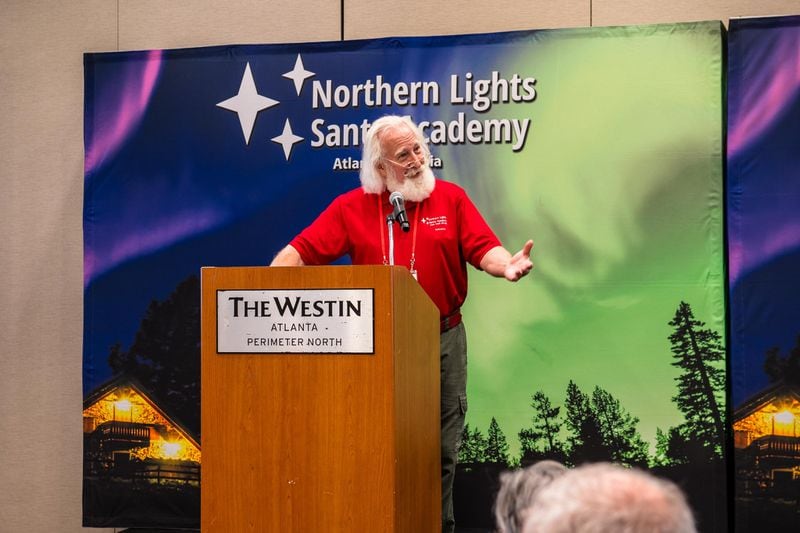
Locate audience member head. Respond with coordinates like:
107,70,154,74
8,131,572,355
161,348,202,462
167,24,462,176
522,462,696,533
494,460,568,533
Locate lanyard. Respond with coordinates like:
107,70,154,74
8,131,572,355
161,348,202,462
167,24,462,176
378,194,421,276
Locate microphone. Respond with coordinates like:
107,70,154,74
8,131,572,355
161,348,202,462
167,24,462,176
389,191,410,232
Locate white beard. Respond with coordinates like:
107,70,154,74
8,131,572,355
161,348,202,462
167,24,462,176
385,165,436,202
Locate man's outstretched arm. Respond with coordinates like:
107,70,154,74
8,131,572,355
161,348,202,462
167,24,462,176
270,245,305,266
480,240,534,282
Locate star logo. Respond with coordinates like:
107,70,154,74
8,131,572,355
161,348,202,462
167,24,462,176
282,54,315,96
271,119,304,161
217,62,279,145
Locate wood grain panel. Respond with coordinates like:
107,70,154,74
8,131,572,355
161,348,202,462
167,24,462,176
202,265,438,532
392,268,441,532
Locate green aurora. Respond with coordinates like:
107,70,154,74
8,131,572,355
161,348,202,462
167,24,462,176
441,22,725,457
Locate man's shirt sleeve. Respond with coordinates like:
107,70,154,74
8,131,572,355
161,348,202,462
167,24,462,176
290,195,350,265
456,189,502,269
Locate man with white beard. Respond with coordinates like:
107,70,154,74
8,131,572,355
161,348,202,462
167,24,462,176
271,114,533,533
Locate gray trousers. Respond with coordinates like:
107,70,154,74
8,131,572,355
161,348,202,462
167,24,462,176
440,322,467,533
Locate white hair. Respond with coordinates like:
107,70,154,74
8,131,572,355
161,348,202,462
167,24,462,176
494,460,568,533
359,115,431,194
523,463,696,533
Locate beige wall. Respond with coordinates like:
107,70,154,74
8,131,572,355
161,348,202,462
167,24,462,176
0,1,795,530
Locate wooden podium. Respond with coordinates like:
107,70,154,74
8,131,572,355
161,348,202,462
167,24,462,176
201,265,441,532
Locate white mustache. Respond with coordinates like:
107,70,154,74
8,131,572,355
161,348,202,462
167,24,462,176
403,164,425,178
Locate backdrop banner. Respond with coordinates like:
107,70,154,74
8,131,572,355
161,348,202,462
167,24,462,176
84,22,725,529
728,14,800,532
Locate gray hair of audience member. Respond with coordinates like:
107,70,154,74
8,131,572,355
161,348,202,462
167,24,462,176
494,460,568,533
522,462,697,533
359,115,431,194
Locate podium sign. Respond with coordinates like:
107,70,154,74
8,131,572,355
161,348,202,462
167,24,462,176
216,288,375,353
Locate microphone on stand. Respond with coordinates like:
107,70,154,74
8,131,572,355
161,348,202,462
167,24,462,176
389,191,410,232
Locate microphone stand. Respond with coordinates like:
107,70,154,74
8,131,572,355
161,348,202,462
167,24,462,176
386,215,395,265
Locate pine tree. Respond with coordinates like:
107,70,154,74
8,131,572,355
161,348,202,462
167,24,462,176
485,417,511,466
518,427,542,462
662,424,709,465
668,301,725,459
531,391,563,455
458,423,486,463
591,386,649,467
518,391,565,464
653,427,670,467
764,334,800,386
564,381,610,464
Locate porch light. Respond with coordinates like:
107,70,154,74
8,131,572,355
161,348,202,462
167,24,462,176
772,410,796,437
163,441,181,458
112,398,133,421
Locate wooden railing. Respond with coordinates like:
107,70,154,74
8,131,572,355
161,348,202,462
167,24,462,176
84,458,199,485
754,435,800,457
96,421,150,445
134,462,200,485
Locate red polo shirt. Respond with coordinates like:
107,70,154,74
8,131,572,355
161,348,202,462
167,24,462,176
290,179,501,318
